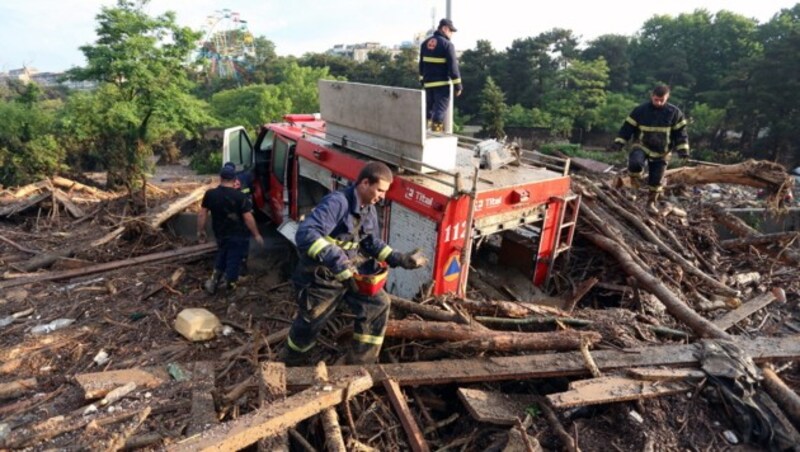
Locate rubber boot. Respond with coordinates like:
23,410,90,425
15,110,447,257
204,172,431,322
629,173,642,201
203,270,222,294
278,344,309,367
346,344,380,365
431,122,444,133
646,190,662,215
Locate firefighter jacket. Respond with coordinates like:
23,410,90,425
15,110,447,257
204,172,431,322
296,185,401,281
614,101,689,158
419,30,462,91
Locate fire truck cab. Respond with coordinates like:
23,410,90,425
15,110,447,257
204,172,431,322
222,81,579,299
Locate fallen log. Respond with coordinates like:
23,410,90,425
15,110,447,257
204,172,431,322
285,335,800,388
384,319,600,352
0,243,216,289
147,183,213,230
0,191,51,217
315,362,346,452
187,362,218,437
258,362,289,451
709,205,800,266
451,298,570,319
15,246,76,272
51,176,113,200
0,378,37,400
167,372,373,452
52,189,85,218
761,366,800,430
580,178,738,298
665,159,794,199
582,232,732,340
720,232,800,249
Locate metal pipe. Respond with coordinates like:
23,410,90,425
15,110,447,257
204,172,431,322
458,166,480,296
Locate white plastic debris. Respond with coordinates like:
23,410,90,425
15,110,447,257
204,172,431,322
723,430,739,444
93,350,110,366
221,325,234,336
83,404,98,416
30,318,75,335
629,410,644,424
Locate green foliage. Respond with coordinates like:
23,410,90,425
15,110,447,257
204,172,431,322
688,103,725,139
525,404,541,418
190,145,224,175
211,84,291,130
65,0,212,190
594,92,638,132
479,77,506,139
0,99,64,186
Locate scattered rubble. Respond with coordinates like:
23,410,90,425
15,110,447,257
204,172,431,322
0,162,798,451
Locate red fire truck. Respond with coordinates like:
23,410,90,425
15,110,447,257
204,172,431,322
222,81,579,299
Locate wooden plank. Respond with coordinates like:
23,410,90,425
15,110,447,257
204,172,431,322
456,388,537,426
285,335,800,388
383,378,429,452
546,376,693,408
258,362,289,452
627,368,706,381
75,367,170,399
187,362,218,437
0,243,216,289
713,289,781,331
0,378,37,400
168,372,374,452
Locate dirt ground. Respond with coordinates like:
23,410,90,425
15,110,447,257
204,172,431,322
1,162,798,451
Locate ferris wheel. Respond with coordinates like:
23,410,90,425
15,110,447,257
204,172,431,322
198,9,256,79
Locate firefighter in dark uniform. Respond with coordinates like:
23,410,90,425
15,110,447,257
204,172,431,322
282,162,428,365
419,18,462,133
610,85,690,213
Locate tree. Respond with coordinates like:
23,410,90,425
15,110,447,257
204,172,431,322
479,77,507,139
582,34,632,92
211,84,291,130
66,0,212,190
459,40,498,117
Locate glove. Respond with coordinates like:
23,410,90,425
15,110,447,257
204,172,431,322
676,148,689,159
397,249,429,270
606,142,624,153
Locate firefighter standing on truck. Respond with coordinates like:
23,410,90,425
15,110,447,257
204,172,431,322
419,18,462,133
609,85,690,214
282,162,428,366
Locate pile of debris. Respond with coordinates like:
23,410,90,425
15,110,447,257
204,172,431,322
0,162,798,451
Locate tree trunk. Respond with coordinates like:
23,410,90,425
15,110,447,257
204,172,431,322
385,319,600,352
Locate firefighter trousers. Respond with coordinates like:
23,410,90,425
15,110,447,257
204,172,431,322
214,236,250,283
287,265,390,364
628,147,667,191
426,85,451,125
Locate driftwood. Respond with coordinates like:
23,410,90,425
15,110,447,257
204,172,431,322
720,232,800,249
581,178,738,298
284,335,800,388
666,159,794,199
147,183,213,230
258,362,289,452
709,205,800,266
582,232,732,340
451,298,569,319
51,176,113,200
713,289,783,331
0,191,51,217
384,319,600,352
0,243,216,289
314,362,346,452
761,366,800,430
167,372,374,452
546,375,693,408
383,377,429,452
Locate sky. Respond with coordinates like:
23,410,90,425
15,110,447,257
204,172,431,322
0,0,797,73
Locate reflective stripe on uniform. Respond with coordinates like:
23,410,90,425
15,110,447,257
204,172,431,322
325,236,359,250
614,137,626,145
675,143,689,151
422,56,446,63
638,125,671,133
335,268,354,281
649,185,664,193
625,116,638,127
377,246,393,262
287,336,315,353
307,238,330,259
353,332,384,345
673,119,688,130
423,80,451,88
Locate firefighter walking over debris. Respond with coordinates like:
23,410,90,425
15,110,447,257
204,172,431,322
282,162,428,366
609,85,690,214
197,163,264,294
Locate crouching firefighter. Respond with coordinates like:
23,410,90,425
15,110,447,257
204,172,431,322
282,161,428,366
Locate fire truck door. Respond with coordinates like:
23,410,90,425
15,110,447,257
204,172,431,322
267,135,296,225
221,127,253,171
